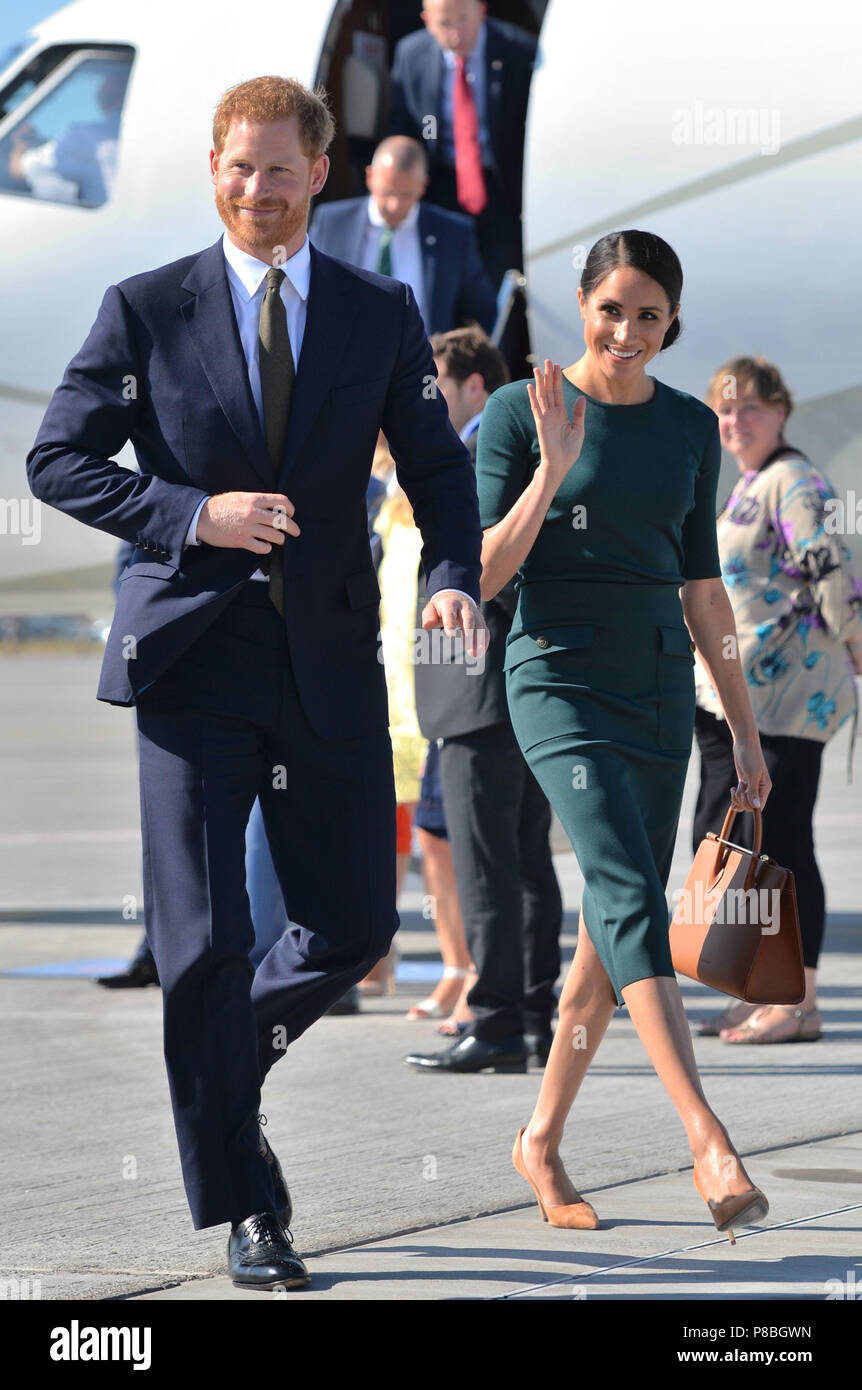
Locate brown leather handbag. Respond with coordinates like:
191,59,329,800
669,805,805,1003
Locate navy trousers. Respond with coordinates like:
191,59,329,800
135,582,398,1229
438,721,562,1041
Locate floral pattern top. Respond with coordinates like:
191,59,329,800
695,449,862,743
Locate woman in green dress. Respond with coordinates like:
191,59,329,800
477,229,773,1241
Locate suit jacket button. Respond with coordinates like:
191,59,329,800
536,636,549,648
689,640,696,652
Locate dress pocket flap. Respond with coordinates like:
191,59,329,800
659,624,696,657
504,624,595,671
345,570,381,609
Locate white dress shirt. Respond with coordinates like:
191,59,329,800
186,231,474,607
363,197,426,324
222,230,310,418
184,232,311,574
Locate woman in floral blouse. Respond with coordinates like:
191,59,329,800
693,356,862,1043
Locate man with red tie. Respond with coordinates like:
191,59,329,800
389,0,538,289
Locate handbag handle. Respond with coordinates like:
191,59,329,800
717,803,763,856
708,803,763,891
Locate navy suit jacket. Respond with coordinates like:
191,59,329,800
308,199,496,336
389,18,537,220
27,239,482,739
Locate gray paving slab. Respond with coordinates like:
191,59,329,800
127,1132,862,1300
1,650,860,1302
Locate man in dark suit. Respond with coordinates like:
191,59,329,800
404,328,562,1075
309,135,495,336
389,0,537,288
27,76,485,1291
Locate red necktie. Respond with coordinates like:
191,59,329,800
453,56,487,216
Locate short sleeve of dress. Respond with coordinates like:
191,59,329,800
680,411,722,581
476,386,536,528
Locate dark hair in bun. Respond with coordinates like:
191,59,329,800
580,230,683,351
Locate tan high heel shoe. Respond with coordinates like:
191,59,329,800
512,1129,600,1230
692,1162,769,1245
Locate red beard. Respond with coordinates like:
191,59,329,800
215,190,310,259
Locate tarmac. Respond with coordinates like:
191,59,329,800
1,649,861,1303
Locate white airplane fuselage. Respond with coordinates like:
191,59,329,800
1,0,860,585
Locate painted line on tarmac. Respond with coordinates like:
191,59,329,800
498,1201,862,1299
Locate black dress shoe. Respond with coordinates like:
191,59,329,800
403,1033,527,1074
258,1117,292,1230
525,1033,554,1068
96,956,159,988
228,1212,309,1290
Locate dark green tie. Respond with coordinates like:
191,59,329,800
376,226,393,277
258,266,294,616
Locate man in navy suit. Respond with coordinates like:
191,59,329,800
27,76,485,1291
309,135,495,337
389,0,537,288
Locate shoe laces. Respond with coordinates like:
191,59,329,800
257,1114,271,1159
242,1212,284,1249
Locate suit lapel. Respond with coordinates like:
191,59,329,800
277,246,357,488
428,39,445,155
484,21,506,154
180,241,272,488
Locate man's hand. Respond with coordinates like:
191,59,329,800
421,590,489,660
196,492,300,552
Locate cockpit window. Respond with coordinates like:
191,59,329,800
0,47,134,207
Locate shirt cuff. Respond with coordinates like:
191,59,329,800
427,587,477,604
184,497,209,547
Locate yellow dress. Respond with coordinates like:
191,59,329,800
375,492,427,805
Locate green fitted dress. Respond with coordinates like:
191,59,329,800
476,375,721,1005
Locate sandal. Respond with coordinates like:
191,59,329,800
697,1000,759,1037
435,967,477,1035
436,1018,470,1038
406,965,471,1021
721,1004,823,1044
